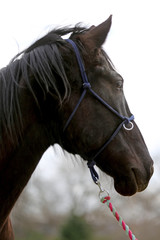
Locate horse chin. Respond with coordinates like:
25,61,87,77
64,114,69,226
114,178,138,196
113,169,149,196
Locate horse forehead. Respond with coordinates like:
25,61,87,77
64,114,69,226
98,56,121,79
95,52,114,73
94,60,117,79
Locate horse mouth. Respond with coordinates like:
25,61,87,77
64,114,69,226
114,168,150,196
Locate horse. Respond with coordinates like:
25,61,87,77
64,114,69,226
0,15,153,240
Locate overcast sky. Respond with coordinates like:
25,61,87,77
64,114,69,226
0,0,160,178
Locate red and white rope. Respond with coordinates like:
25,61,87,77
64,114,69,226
100,194,138,240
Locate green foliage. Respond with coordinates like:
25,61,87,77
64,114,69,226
16,231,45,240
60,214,92,240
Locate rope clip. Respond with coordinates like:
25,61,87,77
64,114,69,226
96,180,109,198
96,180,104,193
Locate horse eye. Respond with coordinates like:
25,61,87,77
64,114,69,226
116,81,123,89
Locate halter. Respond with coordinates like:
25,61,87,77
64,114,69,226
64,39,134,184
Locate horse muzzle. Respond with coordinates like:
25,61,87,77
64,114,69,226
114,162,154,196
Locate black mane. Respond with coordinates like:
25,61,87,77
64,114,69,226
0,25,87,142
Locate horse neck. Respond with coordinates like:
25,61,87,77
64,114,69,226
0,85,59,231
0,122,55,231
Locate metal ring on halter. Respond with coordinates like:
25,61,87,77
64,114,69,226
123,121,134,131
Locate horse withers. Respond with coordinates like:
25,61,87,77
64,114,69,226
0,16,153,239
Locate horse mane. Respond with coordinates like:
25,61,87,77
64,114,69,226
0,23,114,143
0,25,86,142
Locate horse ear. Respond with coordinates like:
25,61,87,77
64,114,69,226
79,15,112,50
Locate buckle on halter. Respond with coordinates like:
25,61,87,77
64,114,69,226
123,121,134,131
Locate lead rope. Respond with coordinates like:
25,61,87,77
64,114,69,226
96,181,138,240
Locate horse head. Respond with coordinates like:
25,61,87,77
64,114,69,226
60,16,153,196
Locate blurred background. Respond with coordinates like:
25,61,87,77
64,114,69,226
1,0,160,239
